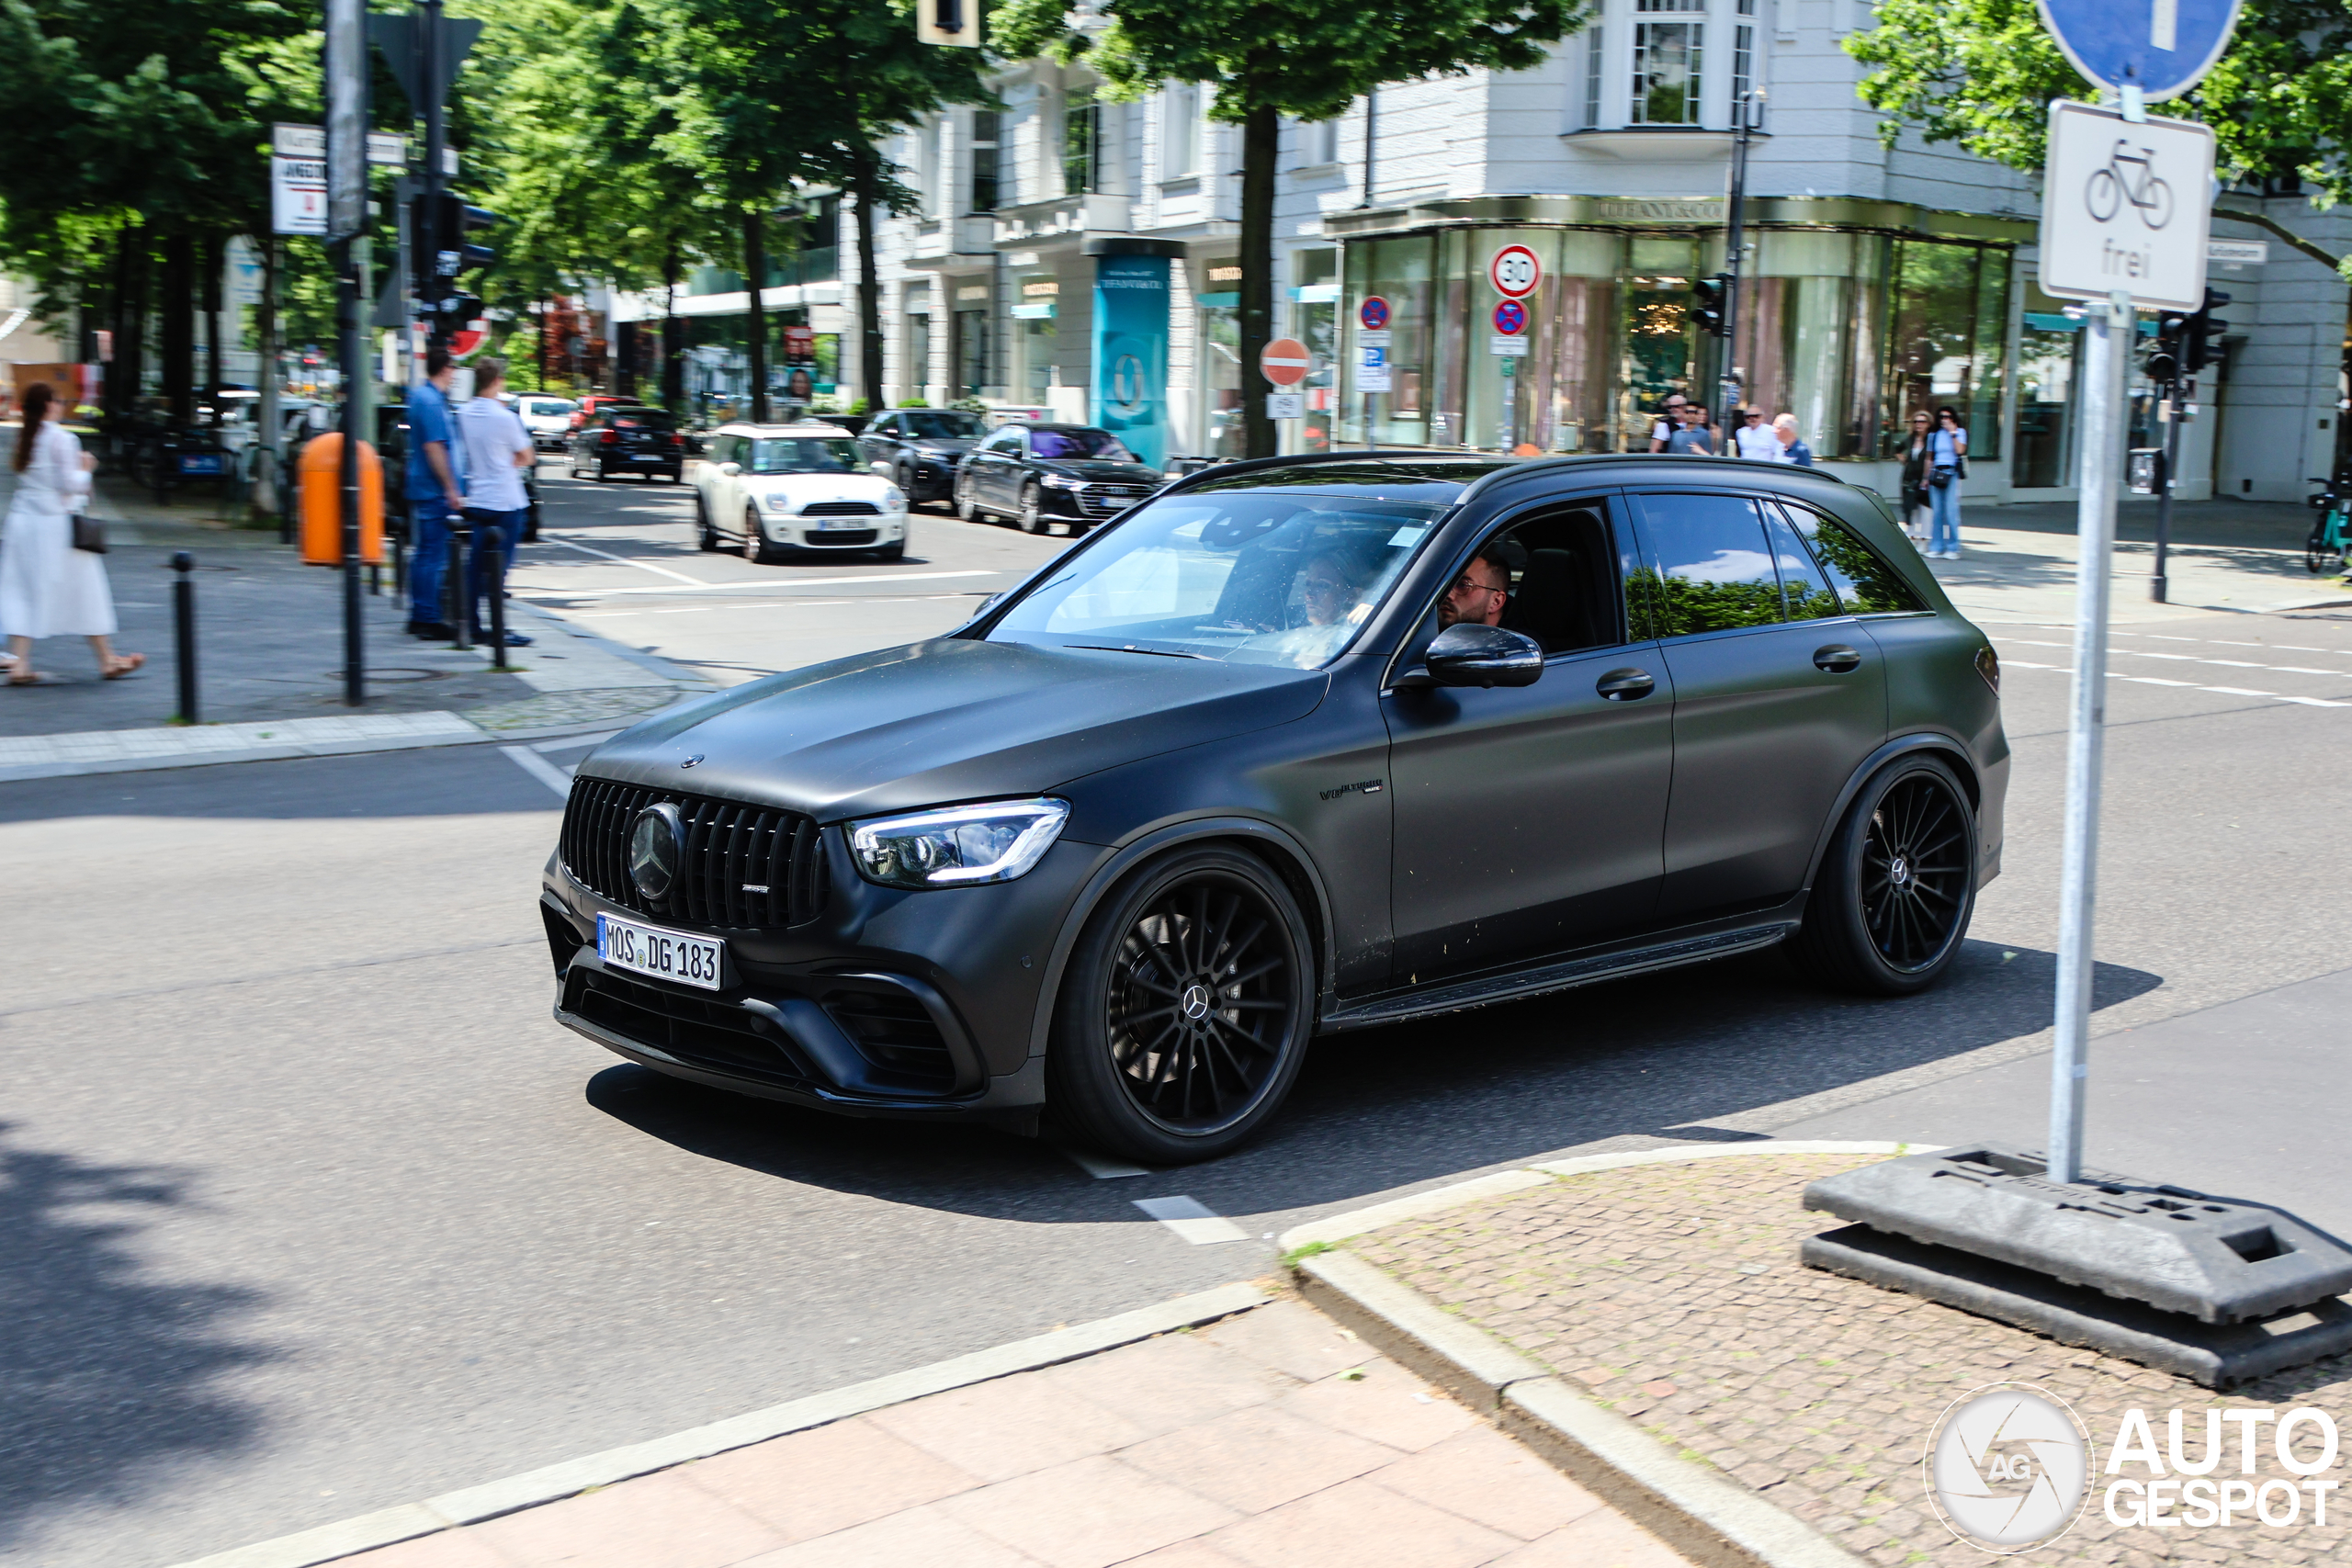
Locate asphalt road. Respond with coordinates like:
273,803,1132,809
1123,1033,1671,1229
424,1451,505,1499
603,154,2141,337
5,467,2349,1566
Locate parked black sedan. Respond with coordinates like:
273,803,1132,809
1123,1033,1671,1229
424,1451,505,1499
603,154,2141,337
858,407,986,503
568,404,684,482
541,452,2007,1164
954,422,1161,534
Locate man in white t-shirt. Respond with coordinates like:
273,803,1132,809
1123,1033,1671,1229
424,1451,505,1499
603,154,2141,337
1731,407,1783,462
454,356,537,646
1646,392,1688,451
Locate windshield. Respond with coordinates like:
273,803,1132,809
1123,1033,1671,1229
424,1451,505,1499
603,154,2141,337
611,410,676,431
526,399,576,417
899,411,982,440
1029,427,1134,462
988,468,1477,668
748,436,860,473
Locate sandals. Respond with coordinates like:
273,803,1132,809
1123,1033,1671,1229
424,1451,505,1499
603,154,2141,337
103,652,146,680
7,670,62,686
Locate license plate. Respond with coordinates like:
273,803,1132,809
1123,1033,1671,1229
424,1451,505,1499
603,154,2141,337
813,518,866,532
178,454,224,475
632,454,663,463
596,912,724,990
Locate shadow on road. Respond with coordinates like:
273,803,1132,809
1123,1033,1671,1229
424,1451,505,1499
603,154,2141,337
0,1126,275,1556
586,937,2164,1223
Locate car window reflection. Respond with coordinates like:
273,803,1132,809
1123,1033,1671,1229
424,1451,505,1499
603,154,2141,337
747,438,860,474
1634,495,1787,636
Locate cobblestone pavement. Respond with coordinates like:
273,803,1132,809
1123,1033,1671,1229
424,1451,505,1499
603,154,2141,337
1347,1152,2352,1567
332,1301,1693,1568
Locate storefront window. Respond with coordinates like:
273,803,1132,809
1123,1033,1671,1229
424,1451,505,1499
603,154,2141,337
1732,231,1887,461
2014,280,2082,488
1293,249,1340,455
1340,236,1435,446
1622,238,1701,447
1883,240,2006,459
1014,275,1058,402
954,308,989,398
906,313,932,402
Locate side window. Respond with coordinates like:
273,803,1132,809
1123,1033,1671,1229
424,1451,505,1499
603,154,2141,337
1779,503,1928,615
1763,509,1842,622
1491,502,1623,655
710,435,735,465
1629,493,1785,637
987,429,1022,454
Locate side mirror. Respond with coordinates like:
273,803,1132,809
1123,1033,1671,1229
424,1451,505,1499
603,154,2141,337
870,459,891,474
718,461,741,477
1417,624,1544,689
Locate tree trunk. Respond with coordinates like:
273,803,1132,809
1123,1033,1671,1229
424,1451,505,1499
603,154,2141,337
662,242,685,417
744,209,770,423
1238,99,1279,459
160,230,196,424
201,233,224,398
853,142,884,412
107,225,139,421
255,235,282,518
119,228,150,423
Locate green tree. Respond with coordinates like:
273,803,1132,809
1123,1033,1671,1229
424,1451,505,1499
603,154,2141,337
993,0,1592,457
1847,0,2352,271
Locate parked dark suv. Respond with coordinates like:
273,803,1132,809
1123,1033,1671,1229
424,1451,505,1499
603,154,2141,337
541,453,2007,1163
859,408,986,503
954,423,1161,535
569,405,684,482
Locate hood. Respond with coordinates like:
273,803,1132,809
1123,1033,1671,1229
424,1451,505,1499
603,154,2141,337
1034,459,1162,484
747,472,898,502
911,438,978,458
582,638,1328,824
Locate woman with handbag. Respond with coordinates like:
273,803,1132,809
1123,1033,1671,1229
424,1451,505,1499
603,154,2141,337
1925,405,1968,558
2,381,142,685
1897,411,1933,545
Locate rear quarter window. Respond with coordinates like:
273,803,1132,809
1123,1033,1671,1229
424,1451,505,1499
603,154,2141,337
1779,502,1928,615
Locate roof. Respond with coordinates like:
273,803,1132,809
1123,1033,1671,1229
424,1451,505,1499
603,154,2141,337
712,421,856,437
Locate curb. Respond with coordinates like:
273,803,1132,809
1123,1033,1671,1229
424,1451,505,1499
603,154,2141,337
166,1282,1267,1568
1283,1140,1932,1568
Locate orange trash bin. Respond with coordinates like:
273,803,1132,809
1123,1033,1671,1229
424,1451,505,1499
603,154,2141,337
299,433,386,565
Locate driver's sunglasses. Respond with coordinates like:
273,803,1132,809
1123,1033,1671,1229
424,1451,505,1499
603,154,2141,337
1450,575,1505,597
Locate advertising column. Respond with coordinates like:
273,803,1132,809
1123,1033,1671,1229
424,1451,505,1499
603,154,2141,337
1088,241,1175,469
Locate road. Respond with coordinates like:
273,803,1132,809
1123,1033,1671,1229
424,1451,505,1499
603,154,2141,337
4,463,2349,1566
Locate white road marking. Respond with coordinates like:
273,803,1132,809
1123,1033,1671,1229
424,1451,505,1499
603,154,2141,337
1996,661,2349,707
514,569,1002,600
2009,638,2352,679
566,600,857,618
500,745,575,799
1060,1146,1153,1179
538,536,717,588
1133,1195,1252,1244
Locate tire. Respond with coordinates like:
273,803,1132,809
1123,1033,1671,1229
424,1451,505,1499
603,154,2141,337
1018,479,1047,535
2086,166,2120,223
695,491,720,551
743,505,784,564
2309,530,2334,575
1789,754,1978,996
875,543,906,561
1046,845,1316,1165
956,473,984,522
2143,176,2174,231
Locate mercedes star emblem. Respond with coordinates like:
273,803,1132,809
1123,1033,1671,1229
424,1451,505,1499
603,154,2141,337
628,803,685,902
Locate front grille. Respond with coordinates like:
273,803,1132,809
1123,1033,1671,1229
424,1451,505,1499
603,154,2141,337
801,528,878,547
560,777,828,928
571,968,812,1088
1076,485,1142,518
799,501,881,516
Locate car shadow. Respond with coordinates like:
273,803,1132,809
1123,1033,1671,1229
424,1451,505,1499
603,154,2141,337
0,1124,275,1555
585,937,2164,1224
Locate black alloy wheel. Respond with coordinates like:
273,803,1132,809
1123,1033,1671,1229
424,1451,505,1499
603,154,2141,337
695,490,719,551
1049,846,1314,1163
1790,754,1977,995
1018,479,1046,535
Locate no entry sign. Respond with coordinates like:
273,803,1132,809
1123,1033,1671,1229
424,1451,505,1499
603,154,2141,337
1489,244,1542,299
1258,337,1311,386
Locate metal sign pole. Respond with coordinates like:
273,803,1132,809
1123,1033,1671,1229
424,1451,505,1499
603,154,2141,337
325,0,368,708
2048,287,2131,1185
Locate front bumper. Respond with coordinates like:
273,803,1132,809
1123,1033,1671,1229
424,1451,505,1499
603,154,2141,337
902,460,956,502
758,511,907,549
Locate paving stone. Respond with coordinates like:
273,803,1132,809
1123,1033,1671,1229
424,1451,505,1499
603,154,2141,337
465,1470,786,1568
1367,1424,1609,1541
1203,1475,1518,1568
1116,1404,1397,1514
937,1454,1238,1568
678,1415,984,1543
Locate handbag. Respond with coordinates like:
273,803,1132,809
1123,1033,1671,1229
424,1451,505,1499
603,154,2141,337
70,512,106,554
1930,467,1954,490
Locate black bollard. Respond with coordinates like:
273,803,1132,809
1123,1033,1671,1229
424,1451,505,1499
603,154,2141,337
447,526,471,650
486,523,509,671
170,550,199,724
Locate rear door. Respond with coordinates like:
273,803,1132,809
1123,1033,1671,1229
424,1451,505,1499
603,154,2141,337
1628,490,1890,924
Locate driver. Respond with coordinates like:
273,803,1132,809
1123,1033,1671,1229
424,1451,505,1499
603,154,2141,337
1437,544,1511,629
1296,545,1373,627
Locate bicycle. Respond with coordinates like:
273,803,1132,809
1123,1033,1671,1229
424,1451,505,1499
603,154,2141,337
2086,139,2175,230
2306,476,2352,576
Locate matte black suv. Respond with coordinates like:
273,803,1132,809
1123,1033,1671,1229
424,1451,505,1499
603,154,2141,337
542,453,2007,1163
859,408,986,503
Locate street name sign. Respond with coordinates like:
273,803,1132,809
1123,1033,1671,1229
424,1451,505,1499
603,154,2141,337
1266,392,1305,419
2037,0,2241,101
2039,99,2214,311
272,155,328,235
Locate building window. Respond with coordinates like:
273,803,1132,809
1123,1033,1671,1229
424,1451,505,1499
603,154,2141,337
1063,89,1101,197
920,119,943,220
1731,24,1756,122
969,111,1001,211
1632,13,1702,126
1296,116,1339,166
1584,27,1605,130
1163,84,1198,178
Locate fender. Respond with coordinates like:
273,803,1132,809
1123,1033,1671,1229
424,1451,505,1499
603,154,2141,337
1019,814,1340,1063
1800,728,1987,894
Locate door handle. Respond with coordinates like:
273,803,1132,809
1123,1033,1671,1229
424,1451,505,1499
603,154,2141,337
1814,645,1863,673
1595,667,1656,701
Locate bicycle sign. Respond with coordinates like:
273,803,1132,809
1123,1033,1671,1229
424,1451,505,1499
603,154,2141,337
2039,98,2213,311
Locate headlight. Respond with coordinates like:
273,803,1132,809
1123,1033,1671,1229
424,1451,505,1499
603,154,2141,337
1039,473,1082,490
883,485,906,509
763,491,795,511
848,797,1069,888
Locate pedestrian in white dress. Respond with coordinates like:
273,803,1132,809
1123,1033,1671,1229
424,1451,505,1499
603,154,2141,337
2,380,143,684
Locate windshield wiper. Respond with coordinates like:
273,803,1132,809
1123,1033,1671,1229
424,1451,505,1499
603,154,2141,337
1068,644,1208,660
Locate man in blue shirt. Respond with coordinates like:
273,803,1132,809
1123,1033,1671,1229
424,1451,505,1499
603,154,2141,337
405,347,467,636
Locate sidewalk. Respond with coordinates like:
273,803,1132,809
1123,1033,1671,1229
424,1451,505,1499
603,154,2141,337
0,476,708,778
236,1295,1692,1568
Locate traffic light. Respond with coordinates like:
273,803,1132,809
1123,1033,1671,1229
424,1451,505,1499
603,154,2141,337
2144,308,2188,385
410,192,497,343
1691,275,1730,338
2184,287,2230,374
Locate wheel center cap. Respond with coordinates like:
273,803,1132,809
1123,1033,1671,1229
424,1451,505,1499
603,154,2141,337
1890,856,1911,887
1180,984,1213,1021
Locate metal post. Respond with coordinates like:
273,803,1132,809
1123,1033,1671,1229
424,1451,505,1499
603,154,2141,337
420,0,447,349
171,551,199,724
2151,373,2187,603
2048,288,2132,1186
447,525,470,649
1719,91,1759,426
486,521,508,669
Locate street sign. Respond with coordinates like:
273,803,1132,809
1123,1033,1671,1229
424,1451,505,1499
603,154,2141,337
2039,99,2214,311
278,124,406,166
1259,336,1310,386
2036,0,2241,102
1357,344,1392,393
2207,238,2267,265
1488,335,1530,357
272,154,328,235
368,13,483,117
1358,297,1390,331
1488,243,1542,299
1266,392,1305,419
1491,299,1527,336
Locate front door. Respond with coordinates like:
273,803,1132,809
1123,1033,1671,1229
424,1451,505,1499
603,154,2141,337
1627,491,1890,923
1385,497,1675,983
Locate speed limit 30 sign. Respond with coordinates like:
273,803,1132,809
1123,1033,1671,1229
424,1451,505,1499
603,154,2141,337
1489,243,1542,299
